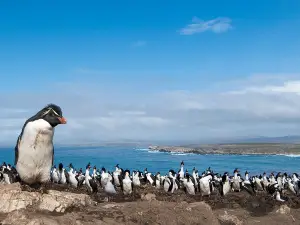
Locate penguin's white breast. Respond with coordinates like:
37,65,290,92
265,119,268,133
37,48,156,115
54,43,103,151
18,119,54,167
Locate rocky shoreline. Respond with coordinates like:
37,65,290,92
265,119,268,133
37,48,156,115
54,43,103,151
1,182,300,224
148,143,300,155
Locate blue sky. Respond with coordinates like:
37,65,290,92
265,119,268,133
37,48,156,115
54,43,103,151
1,0,300,145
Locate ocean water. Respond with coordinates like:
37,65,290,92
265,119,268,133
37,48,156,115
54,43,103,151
0,146,299,175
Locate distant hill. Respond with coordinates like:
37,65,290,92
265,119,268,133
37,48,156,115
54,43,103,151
232,135,300,144
33,135,300,148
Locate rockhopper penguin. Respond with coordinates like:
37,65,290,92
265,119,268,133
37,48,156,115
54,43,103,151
15,104,67,185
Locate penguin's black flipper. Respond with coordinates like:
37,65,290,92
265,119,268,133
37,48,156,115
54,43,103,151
168,179,174,192
209,181,213,193
120,178,124,193
14,136,21,165
219,182,224,196
14,113,36,166
175,179,180,188
89,179,98,193
150,174,155,186
64,170,70,184
77,177,85,187
261,180,265,191
190,176,196,186
52,146,54,166
242,183,255,195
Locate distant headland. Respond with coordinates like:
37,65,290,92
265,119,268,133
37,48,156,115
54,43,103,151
148,143,300,155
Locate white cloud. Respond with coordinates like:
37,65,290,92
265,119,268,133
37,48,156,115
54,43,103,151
229,80,300,95
131,40,147,47
179,17,232,35
2,74,300,145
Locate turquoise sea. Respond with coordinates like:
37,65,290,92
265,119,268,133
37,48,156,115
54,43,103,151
0,146,299,175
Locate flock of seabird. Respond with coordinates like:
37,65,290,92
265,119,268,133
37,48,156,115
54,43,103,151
0,103,298,203
1,160,300,203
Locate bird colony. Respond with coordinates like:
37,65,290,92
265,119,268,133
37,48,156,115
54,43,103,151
1,160,299,203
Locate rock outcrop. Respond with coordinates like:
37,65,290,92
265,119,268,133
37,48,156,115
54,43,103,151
1,183,300,225
149,144,300,155
0,183,95,214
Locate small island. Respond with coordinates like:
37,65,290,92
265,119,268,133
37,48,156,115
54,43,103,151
149,143,300,155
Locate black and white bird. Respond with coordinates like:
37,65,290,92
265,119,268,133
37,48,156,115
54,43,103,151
15,104,67,185
75,168,85,187
231,169,242,192
183,173,196,195
199,173,214,196
241,171,255,195
85,163,98,193
132,171,141,187
121,169,133,195
220,172,231,196
155,172,161,189
113,165,122,187
179,161,185,179
163,170,179,193
50,165,59,183
146,172,155,186
58,163,68,185
1,164,19,184
68,163,78,188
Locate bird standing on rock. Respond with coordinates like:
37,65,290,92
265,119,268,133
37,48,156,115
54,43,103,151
15,104,67,185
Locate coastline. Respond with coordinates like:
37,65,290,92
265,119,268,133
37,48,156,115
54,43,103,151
148,143,300,155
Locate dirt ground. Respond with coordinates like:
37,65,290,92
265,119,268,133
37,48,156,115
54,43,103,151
12,183,300,225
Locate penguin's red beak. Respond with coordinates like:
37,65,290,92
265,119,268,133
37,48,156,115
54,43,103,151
58,117,67,124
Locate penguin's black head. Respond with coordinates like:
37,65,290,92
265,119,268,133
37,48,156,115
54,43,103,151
37,104,67,127
58,163,63,170
101,167,106,172
245,171,249,175
93,166,96,169
180,161,184,166
234,168,239,173
276,172,281,178
69,163,73,168
169,169,176,176
116,164,119,168
222,174,227,182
